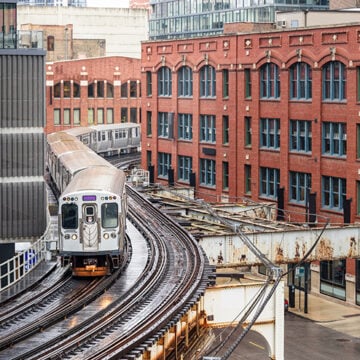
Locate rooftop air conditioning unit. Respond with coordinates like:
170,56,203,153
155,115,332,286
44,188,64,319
277,20,287,28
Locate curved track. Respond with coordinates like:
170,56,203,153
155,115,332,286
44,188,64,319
0,187,213,360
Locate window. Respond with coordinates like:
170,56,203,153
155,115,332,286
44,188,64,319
47,35,54,51
260,118,280,150
178,66,193,97
54,109,61,125
121,108,128,123
97,81,105,98
320,260,346,301
245,116,252,147
200,115,216,143
245,164,251,194
63,108,70,125
322,176,346,211
356,259,360,305
61,204,78,229
106,108,113,124
223,115,229,145
260,63,280,99
158,152,172,178
158,66,172,96
222,69,229,98
260,167,280,199
97,108,104,124
54,83,61,98
178,113,193,140
357,124,360,159
357,67,360,102
130,81,137,98
200,159,216,187
88,108,94,124
121,82,128,98
158,112,171,138
73,82,80,98
73,109,80,125
130,108,137,123
290,120,312,153
223,162,229,190
200,65,216,98
289,171,312,204
146,71,152,96
322,122,346,157
88,83,95,98
322,61,346,101
290,62,312,100
178,155,192,182
63,81,71,98
101,203,118,228
106,82,114,98
147,111,152,136
245,68,252,98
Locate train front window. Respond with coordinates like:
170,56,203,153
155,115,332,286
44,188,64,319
101,203,118,228
62,204,78,229
85,205,96,224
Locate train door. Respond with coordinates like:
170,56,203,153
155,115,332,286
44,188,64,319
82,204,99,250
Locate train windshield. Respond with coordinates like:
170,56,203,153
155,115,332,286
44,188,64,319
101,203,118,228
62,204,78,229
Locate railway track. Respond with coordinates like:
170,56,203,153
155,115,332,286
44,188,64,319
0,186,213,360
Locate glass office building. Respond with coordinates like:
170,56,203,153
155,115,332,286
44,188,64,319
149,0,329,39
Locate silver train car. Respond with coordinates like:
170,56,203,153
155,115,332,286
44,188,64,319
63,123,141,156
47,131,127,277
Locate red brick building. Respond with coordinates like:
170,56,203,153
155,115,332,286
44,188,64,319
141,23,360,225
46,56,141,134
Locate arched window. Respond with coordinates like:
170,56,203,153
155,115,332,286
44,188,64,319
260,63,280,99
47,36,54,51
178,66,193,97
322,61,346,101
73,82,80,98
290,62,312,100
106,82,114,98
54,83,61,98
158,66,172,96
200,65,216,98
88,83,95,98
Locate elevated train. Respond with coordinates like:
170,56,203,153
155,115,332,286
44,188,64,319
47,124,132,276
63,123,141,157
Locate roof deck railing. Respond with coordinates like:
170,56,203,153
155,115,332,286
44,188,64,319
0,29,43,50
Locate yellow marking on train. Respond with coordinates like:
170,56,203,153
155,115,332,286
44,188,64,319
249,341,265,350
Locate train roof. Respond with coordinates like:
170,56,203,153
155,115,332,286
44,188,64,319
61,166,126,197
59,151,112,176
62,127,96,137
47,131,92,156
90,123,140,132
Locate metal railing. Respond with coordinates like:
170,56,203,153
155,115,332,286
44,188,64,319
0,30,43,50
0,210,52,292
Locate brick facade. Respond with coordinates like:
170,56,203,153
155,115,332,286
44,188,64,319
46,56,141,134
141,24,360,224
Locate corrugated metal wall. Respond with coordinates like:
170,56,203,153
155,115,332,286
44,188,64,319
0,133,45,177
0,53,47,239
0,55,45,128
0,182,47,238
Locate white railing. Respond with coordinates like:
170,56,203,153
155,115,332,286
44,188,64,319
0,211,53,292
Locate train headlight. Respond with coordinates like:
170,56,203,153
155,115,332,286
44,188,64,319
71,234,78,240
111,232,116,238
103,233,109,239
65,234,70,240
